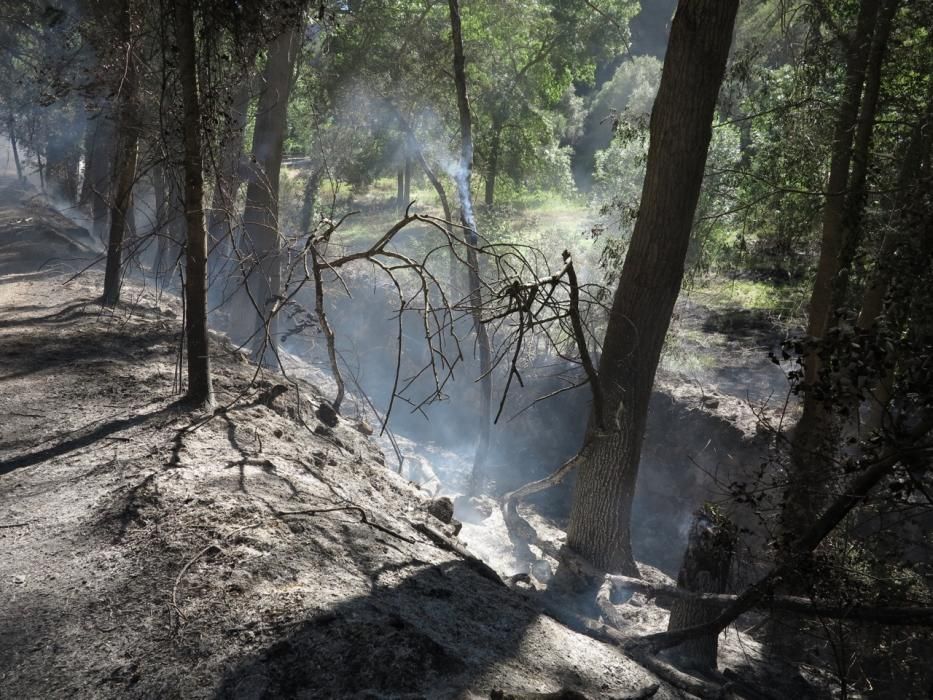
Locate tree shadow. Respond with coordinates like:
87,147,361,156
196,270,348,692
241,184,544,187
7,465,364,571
0,300,100,329
214,560,553,698
0,324,176,384
0,403,178,475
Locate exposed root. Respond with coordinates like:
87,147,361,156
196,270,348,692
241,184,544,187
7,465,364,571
275,504,415,544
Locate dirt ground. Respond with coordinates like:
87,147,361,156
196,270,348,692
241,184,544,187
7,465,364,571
0,182,837,700
0,270,688,699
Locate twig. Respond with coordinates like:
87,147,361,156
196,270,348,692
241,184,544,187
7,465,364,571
171,543,222,623
277,504,415,544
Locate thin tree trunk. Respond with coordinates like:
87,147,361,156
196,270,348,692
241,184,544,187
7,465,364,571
174,0,213,407
396,166,405,212
403,157,412,206
7,113,23,181
206,78,253,287
448,0,493,495
101,0,138,307
235,27,299,366
485,115,502,207
566,0,739,576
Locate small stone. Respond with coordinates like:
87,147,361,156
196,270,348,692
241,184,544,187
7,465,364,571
316,402,339,428
426,496,454,524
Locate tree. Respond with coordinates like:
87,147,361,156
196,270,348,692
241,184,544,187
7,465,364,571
565,0,740,575
173,0,214,407
447,0,493,494
232,26,300,366
100,0,140,307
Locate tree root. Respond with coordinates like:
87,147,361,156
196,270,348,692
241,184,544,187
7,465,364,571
276,504,415,544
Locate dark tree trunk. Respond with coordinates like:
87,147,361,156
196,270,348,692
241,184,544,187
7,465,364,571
174,0,213,407
566,0,739,575
101,0,138,307
448,0,493,495
667,506,737,670
784,0,888,537
234,27,298,365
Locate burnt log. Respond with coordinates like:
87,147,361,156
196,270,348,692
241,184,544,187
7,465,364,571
666,504,737,670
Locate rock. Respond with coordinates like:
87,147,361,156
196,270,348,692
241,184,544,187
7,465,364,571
353,420,374,436
702,396,719,409
315,402,339,428
426,496,454,524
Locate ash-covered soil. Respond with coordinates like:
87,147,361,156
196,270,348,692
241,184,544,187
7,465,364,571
0,272,685,699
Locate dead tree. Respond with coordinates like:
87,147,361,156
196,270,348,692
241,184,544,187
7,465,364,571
666,506,737,671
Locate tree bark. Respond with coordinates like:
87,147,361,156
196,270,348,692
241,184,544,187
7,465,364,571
784,0,887,537
101,0,138,307
447,0,493,495
666,506,737,670
566,0,739,576
174,0,214,407
234,27,299,366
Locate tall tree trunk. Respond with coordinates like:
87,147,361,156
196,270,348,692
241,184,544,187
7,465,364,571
565,0,739,576
83,110,115,244
206,78,253,289
174,0,213,407
448,0,493,495
784,0,888,535
856,82,933,434
234,27,299,366
101,0,138,308
484,115,502,207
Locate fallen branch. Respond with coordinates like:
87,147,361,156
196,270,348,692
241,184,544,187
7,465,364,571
627,442,933,655
410,520,504,587
172,543,223,623
0,521,32,528
606,574,933,626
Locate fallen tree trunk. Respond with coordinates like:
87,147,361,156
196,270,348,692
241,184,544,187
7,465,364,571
607,575,933,627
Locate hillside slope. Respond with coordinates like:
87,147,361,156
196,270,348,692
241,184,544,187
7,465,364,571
0,270,680,699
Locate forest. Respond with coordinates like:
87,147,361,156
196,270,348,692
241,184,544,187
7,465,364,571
0,0,931,697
